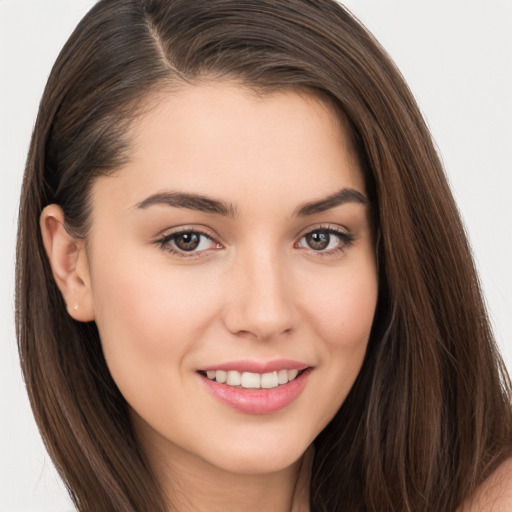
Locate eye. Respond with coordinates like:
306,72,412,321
157,229,221,257
297,227,354,254
173,232,205,251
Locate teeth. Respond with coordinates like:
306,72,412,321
261,372,279,389
277,369,288,384
241,372,260,389
288,369,298,380
205,369,301,388
226,371,241,386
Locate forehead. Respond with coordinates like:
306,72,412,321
93,81,365,213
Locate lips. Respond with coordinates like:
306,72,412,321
198,360,312,414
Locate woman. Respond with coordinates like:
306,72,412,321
16,0,512,510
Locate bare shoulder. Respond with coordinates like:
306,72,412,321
458,457,512,512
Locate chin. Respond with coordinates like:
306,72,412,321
214,450,304,476
201,430,312,476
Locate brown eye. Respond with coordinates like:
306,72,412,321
174,232,201,251
305,230,331,250
158,230,220,257
297,227,354,255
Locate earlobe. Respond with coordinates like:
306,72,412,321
40,204,95,322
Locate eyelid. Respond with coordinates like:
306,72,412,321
295,222,350,238
154,223,219,239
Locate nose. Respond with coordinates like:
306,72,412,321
223,248,297,341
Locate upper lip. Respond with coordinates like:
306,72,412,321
200,359,310,374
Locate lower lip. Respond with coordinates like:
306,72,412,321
200,369,312,415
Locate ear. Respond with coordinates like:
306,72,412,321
40,204,95,322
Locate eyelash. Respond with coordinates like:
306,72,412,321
155,225,355,259
296,226,355,257
155,227,220,259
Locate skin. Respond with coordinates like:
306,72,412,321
457,458,512,512
41,83,379,511
40,82,512,511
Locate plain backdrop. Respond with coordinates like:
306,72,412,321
1,1,511,510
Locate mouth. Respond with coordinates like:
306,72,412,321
197,363,313,415
198,368,304,389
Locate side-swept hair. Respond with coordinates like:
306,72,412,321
16,1,512,510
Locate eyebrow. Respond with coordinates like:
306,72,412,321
135,187,369,217
295,188,369,216
135,192,238,217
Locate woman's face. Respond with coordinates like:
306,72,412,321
85,83,378,475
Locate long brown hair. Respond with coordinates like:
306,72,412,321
16,1,512,510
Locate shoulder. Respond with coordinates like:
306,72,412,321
458,457,512,512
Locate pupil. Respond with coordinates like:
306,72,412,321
307,231,330,250
176,232,200,251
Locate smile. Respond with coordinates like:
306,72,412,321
204,369,300,389
199,365,312,415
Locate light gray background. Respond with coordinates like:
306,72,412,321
1,1,511,510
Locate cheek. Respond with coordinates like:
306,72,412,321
297,257,378,426
89,249,222,375
304,261,378,353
